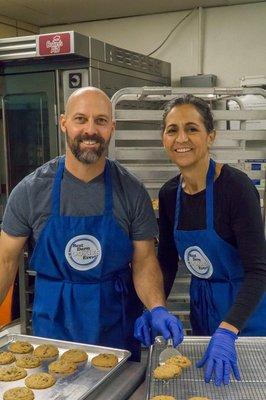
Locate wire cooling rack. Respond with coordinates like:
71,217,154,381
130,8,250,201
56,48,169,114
146,337,266,400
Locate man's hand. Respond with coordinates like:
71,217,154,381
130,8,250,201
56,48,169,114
134,311,153,347
196,327,241,386
150,306,184,347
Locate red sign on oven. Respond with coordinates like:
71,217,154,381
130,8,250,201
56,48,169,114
37,32,73,56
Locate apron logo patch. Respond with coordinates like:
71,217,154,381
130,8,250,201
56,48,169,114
65,235,102,271
184,246,213,278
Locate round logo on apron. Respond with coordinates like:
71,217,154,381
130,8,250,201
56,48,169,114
65,235,102,271
184,246,213,279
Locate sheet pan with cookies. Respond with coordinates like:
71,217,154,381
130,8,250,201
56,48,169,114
0,331,130,400
146,336,266,400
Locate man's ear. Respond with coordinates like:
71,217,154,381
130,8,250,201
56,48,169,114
110,120,116,136
60,114,66,134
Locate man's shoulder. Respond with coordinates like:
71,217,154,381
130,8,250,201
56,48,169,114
22,157,60,186
108,159,144,189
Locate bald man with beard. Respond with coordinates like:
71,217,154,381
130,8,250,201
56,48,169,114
0,87,183,361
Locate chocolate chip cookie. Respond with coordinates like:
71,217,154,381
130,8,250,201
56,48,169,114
150,396,176,400
0,351,16,365
3,387,34,400
91,353,118,368
61,349,88,366
0,365,27,381
153,364,182,380
16,355,41,369
9,341,33,356
33,344,59,361
48,359,77,378
25,372,56,389
165,355,192,368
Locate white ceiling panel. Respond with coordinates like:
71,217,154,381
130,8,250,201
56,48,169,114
0,0,263,27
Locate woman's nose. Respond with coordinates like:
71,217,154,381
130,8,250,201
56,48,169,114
175,129,189,143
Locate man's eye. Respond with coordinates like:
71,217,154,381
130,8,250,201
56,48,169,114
75,116,85,123
96,118,108,125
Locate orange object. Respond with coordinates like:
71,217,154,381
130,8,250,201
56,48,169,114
0,286,13,327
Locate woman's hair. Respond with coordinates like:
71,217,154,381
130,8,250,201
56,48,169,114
162,94,214,133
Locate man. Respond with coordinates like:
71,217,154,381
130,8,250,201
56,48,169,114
0,87,183,361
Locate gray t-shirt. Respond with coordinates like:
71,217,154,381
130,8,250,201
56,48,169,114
2,157,158,246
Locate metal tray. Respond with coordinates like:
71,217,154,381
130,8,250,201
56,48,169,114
0,331,131,400
146,336,266,400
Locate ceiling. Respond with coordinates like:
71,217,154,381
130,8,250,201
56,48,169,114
0,0,263,27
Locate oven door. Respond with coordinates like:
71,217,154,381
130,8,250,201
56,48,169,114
0,71,58,209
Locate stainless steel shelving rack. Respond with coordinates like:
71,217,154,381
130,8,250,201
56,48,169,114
110,86,266,333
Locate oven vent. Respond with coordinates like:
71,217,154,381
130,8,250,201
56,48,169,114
0,35,36,60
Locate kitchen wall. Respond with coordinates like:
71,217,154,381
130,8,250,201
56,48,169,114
0,15,38,38
40,2,266,87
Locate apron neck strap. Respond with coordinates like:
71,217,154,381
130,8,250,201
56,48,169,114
52,156,65,216
174,158,216,231
51,157,113,216
174,176,182,232
206,158,215,229
103,159,113,213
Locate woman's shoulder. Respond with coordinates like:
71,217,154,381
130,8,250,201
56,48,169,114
218,164,257,191
160,175,180,197
216,164,260,205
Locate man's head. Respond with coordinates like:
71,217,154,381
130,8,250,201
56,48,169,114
60,87,115,165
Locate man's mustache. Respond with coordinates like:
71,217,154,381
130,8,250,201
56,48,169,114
76,133,105,144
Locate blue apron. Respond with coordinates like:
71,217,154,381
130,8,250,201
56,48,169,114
30,157,142,361
174,159,266,336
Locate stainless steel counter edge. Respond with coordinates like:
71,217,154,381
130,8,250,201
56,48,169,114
90,361,147,400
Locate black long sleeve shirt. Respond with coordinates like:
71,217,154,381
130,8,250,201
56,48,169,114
158,164,266,331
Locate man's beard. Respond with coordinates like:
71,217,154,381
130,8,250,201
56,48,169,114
66,131,109,164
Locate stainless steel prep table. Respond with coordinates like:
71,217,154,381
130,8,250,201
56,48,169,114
87,361,146,400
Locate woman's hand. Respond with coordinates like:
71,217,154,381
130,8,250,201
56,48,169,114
196,327,241,386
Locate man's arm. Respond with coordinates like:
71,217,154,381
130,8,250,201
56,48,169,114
0,231,27,305
132,238,184,347
131,238,166,309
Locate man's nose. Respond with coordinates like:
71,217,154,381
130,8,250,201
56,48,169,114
83,119,96,134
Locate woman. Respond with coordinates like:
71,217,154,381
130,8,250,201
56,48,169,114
158,94,266,386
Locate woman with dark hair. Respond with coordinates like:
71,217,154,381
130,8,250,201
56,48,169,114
158,94,266,386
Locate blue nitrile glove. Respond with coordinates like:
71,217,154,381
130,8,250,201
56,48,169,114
150,306,184,347
134,310,153,347
196,327,241,386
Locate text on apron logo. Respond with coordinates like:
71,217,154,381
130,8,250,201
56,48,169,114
184,246,213,279
65,235,102,271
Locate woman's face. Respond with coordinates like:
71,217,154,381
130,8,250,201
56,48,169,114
162,104,215,169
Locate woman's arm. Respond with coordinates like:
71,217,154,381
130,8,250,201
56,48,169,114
222,175,266,331
157,185,179,298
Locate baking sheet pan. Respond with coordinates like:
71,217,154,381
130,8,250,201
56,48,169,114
0,331,131,400
146,336,266,400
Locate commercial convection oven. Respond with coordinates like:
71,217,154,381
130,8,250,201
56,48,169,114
0,31,171,329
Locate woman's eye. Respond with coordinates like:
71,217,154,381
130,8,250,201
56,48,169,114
187,127,197,133
166,128,176,135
